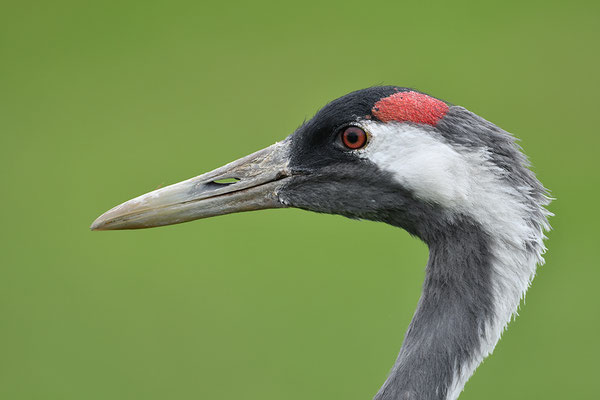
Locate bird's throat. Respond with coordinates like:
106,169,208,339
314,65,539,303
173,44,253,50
375,220,492,400
374,217,531,400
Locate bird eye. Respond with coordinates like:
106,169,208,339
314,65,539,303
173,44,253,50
341,126,367,149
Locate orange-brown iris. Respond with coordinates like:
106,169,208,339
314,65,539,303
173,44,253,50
341,126,367,149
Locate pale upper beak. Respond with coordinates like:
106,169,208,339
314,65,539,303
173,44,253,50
90,140,292,230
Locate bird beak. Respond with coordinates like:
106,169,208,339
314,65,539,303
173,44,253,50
90,140,292,230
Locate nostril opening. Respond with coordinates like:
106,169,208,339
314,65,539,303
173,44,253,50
212,177,240,185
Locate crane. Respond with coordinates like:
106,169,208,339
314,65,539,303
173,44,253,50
92,86,551,400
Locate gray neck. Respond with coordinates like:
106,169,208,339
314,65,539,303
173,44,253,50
370,106,551,400
374,220,495,400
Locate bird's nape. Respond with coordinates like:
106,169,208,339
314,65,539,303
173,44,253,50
92,86,551,400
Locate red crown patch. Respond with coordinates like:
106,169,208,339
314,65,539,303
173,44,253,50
372,91,449,126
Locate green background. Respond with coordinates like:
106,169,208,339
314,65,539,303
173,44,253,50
1,1,598,399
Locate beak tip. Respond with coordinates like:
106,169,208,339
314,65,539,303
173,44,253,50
90,212,114,231
90,218,105,231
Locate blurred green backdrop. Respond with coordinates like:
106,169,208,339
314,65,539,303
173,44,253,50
1,1,598,399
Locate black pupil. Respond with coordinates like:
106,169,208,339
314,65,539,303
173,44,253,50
346,130,359,143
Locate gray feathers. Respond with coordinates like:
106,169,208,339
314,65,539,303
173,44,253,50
279,96,551,400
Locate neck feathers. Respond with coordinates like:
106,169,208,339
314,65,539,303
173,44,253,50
367,107,551,400
377,208,549,400
375,219,495,400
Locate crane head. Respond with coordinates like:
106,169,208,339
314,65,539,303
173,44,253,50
91,86,547,244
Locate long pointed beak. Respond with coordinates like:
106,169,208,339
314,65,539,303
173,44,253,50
91,140,292,230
